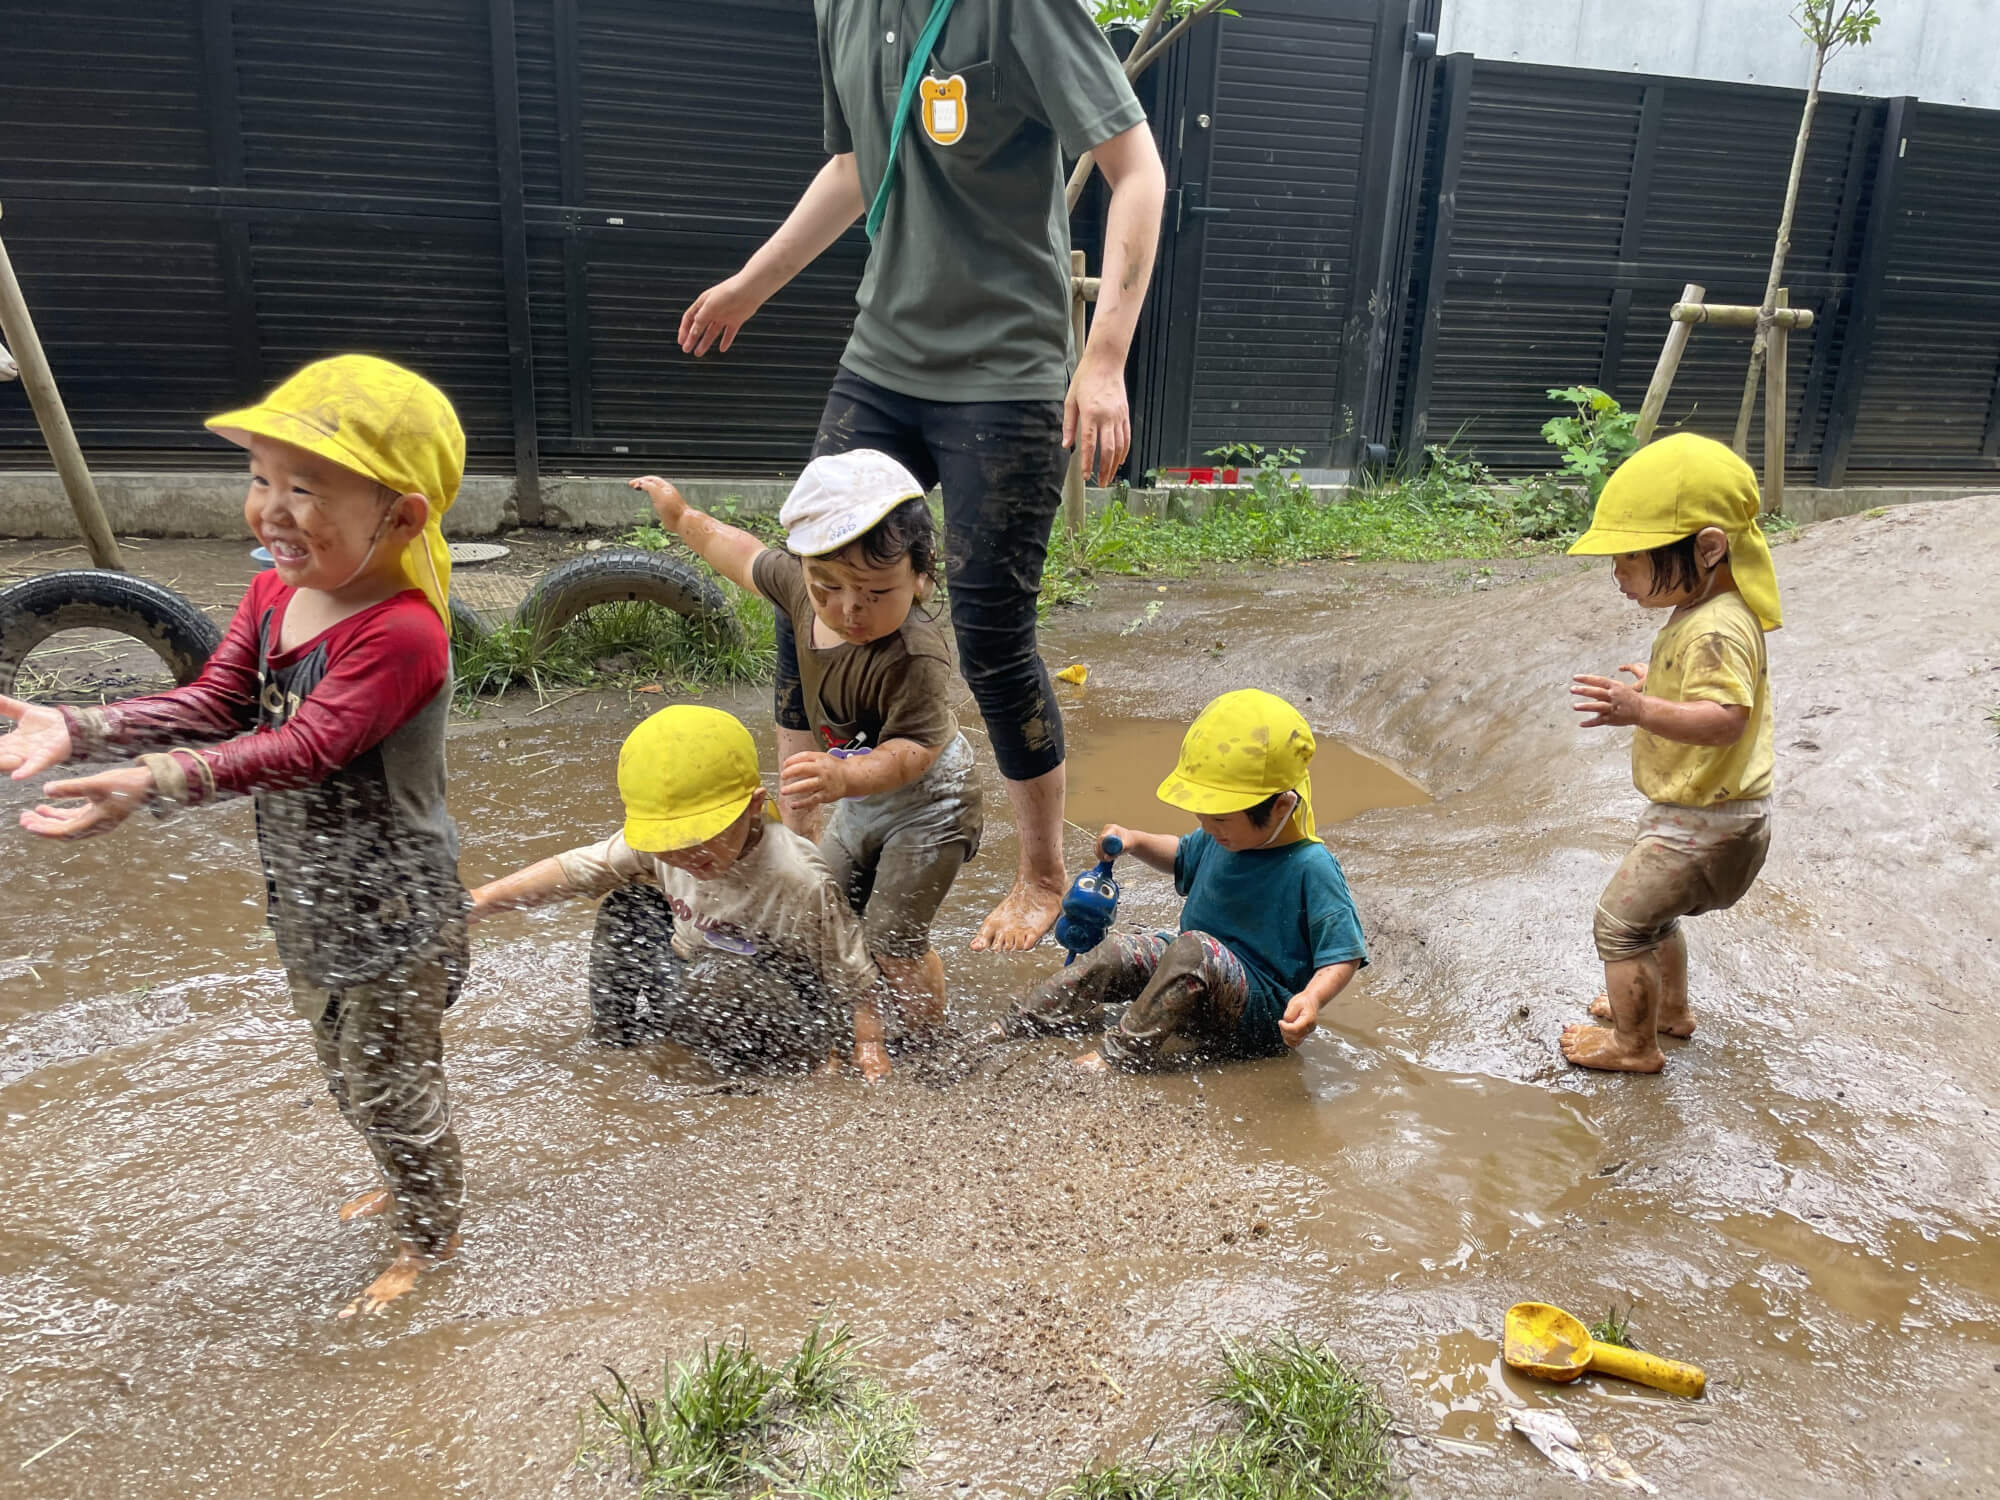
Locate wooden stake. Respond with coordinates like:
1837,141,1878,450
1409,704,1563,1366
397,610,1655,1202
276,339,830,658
1670,302,1814,329
1062,249,1088,541
1634,283,1705,446
0,205,124,571
1763,289,1789,515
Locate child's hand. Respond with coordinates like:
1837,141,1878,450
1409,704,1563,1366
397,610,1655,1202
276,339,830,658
780,751,849,812
628,475,688,530
1097,824,1128,860
1279,990,1323,1047
0,694,74,780
20,765,153,840
1572,665,1648,729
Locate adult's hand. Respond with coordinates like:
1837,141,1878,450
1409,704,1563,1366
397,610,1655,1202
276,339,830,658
679,274,768,357
1065,347,1131,488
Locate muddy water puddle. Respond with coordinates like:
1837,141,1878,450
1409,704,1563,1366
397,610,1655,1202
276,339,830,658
3,574,1999,1495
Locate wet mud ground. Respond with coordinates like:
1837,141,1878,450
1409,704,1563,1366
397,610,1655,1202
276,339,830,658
2,498,1998,1497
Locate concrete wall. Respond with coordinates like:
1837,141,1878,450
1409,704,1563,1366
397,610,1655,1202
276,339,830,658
1437,0,1997,110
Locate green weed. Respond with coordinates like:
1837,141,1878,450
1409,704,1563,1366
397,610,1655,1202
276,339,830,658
1053,1336,1397,1500
585,1323,921,1499
1541,386,1640,500
1587,1304,1640,1350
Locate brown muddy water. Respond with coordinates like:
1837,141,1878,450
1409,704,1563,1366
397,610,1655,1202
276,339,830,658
3,505,1998,1498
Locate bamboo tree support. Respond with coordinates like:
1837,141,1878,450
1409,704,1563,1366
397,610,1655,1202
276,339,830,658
1062,249,1099,541
1763,289,1790,514
1634,283,1706,445
0,203,124,571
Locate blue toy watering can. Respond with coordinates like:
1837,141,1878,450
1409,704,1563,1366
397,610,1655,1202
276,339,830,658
1054,835,1122,966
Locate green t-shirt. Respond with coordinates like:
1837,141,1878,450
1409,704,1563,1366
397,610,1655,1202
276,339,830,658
815,0,1146,402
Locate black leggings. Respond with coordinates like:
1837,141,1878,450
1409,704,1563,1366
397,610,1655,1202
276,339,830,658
773,367,1069,782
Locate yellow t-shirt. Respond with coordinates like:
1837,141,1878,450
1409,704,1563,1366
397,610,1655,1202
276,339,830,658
1632,591,1773,806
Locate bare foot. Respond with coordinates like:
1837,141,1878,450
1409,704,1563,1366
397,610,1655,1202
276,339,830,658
1560,1023,1665,1073
1589,993,1695,1037
972,874,1064,953
338,1236,459,1319
338,1187,394,1224
853,1039,892,1083
1072,1050,1110,1073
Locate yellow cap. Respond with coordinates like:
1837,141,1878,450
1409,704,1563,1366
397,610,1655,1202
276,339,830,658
206,355,464,626
617,705,768,852
1568,432,1782,631
1156,689,1320,845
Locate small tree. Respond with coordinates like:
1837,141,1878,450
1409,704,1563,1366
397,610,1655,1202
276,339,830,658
1730,0,1882,455
1071,0,1237,211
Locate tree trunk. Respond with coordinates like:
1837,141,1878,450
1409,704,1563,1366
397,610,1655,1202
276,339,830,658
1732,42,1828,455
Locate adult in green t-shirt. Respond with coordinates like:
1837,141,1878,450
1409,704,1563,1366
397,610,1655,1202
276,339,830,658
681,0,1166,953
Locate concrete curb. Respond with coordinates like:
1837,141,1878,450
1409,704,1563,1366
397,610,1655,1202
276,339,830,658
0,470,1988,539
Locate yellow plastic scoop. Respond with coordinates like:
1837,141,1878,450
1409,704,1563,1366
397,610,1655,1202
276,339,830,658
1504,1302,1706,1398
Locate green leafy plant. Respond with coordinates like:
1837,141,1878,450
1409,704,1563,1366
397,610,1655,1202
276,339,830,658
1540,386,1639,499
1587,1304,1641,1350
1204,442,1313,508
1053,1336,1397,1499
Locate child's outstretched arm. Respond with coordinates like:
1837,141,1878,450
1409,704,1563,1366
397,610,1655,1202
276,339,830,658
1572,665,1749,746
630,476,766,596
470,833,656,921
1278,960,1361,1047
468,857,574,920
1098,822,1178,874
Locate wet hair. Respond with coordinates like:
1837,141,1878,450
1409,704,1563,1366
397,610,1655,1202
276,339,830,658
834,496,938,584
1243,792,1286,828
1646,535,1711,596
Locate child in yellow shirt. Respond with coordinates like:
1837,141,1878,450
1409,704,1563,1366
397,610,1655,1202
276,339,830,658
1562,433,1780,1073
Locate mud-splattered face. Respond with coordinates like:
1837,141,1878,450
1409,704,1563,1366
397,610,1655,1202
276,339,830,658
800,547,921,646
655,799,760,881
243,435,421,595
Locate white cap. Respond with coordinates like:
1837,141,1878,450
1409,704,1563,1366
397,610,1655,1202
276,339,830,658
779,450,927,558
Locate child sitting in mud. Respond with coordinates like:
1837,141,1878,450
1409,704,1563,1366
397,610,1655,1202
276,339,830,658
468,705,890,1075
1562,432,1781,1073
997,689,1366,1070
0,356,470,1319
629,453,982,1080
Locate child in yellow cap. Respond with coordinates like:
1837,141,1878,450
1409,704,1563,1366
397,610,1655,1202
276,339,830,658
1562,432,1781,1073
998,689,1367,1069
629,454,981,1080
0,354,470,1318
468,706,889,1073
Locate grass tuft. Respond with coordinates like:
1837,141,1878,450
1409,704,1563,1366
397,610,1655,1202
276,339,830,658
1053,1335,1397,1500
1587,1304,1641,1349
584,1323,921,1499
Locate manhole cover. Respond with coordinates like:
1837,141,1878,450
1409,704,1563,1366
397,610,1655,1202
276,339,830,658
449,542,511,566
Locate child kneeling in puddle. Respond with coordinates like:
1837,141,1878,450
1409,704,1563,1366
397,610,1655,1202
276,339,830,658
999,689,1367,1069
1563,433,1781,1073
469,706,888,1073
629,453,981,1080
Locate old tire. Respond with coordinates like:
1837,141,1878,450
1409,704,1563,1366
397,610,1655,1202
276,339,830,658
447,594,489,647
0,569,223,696
514,549,741,649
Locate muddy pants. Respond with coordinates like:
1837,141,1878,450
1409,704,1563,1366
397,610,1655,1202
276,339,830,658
589,885,843,1068
822,733,984,959
1003,929,1260,1069
1594,798,1772,961
773,367,1070,782
289,936,464,1257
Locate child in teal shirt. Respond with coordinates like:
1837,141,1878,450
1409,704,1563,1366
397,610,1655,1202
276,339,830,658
1001,690,1366,1069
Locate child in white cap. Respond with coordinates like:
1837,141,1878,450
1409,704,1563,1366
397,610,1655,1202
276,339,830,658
631,454,981,1080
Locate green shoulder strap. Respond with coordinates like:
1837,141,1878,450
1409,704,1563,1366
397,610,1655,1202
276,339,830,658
865,0,960,241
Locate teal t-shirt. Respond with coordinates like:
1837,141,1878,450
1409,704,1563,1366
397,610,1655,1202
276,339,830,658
1174,830,1368,1048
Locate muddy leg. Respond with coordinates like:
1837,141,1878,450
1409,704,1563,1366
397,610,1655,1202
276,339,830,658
1589,928,1694,1036
1563,953,1668,1073
1000,932,1167,1038
1098,931,1246,1071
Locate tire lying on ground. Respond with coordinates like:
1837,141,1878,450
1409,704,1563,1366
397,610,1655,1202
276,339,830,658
447,594,489,647
0,569,223,697
513,548,742,649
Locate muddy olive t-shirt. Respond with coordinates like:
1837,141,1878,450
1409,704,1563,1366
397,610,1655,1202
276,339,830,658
752,548,958,752
1632,591,1774,807
816,0,1146,400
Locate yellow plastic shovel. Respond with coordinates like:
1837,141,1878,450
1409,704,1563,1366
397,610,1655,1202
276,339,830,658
1504,1302,1706,1398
